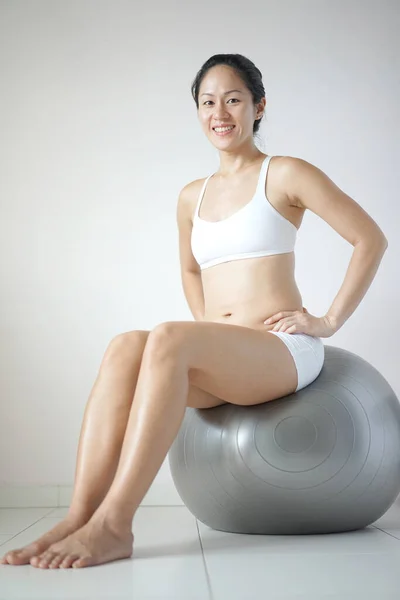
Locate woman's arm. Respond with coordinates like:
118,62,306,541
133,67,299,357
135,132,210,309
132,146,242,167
181,271,205,321
176,182,205,321
284,157,388,332
324,238,387,331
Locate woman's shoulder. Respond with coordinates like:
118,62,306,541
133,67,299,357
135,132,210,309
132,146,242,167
178,177,209,214
180,177,207,199
176,177,208,226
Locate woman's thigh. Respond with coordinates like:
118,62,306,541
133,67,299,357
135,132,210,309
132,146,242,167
109,329,227,409
147,321,300,406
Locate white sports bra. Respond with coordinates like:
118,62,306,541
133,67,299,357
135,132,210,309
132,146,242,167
191,155,298,270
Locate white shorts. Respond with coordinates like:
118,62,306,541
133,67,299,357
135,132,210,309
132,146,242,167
269,331,325,392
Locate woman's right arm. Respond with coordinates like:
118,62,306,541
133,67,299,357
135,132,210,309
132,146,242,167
176,183,205,321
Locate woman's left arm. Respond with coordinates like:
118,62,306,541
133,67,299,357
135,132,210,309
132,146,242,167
285,157,388,333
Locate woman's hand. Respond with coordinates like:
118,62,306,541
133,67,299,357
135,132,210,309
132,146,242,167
263,307,337,338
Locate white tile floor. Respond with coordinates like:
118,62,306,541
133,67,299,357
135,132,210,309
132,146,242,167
0,500,400,600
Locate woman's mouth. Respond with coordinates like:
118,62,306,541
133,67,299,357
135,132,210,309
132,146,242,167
212,125,235,137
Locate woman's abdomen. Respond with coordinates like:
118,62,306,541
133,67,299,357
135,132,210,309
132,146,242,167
201,255,303,331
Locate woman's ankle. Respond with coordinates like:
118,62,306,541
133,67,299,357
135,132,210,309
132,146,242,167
66,506,95,525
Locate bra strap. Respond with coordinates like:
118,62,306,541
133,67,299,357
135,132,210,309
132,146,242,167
194,174,213,219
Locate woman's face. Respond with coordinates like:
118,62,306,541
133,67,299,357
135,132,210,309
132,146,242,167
197,65,264,148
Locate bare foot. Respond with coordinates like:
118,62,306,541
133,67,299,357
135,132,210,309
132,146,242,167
0,514,88,566
30,516,134,569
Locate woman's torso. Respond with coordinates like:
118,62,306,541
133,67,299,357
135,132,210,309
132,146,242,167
189,154,306,332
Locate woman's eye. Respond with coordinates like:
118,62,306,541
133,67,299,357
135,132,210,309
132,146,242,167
204,99,238,106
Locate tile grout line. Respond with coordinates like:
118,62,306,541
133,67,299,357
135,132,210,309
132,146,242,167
0,508,56,546
196,519,216,600
372,524,400,541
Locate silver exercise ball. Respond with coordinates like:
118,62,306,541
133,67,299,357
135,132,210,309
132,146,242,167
169,345,400,535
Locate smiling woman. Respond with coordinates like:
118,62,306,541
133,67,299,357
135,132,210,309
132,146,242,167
0,53,389,571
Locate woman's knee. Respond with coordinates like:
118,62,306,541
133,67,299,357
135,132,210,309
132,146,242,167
104,330,151,363
144,322,187,361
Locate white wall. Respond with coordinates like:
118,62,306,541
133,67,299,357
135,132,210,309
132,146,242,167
0,0,398,506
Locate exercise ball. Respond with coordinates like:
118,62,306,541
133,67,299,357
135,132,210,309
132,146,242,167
169,345,400,535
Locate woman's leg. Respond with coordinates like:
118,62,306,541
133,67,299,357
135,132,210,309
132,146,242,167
30,320,298,570
68,331,152,519
0,330,151,566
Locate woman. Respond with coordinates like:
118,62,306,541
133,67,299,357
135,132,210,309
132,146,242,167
0,54,388,569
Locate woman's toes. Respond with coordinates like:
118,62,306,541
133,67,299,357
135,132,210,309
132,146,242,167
9,551,26,565
1,551,17,565
40,553,57,569
72,556,91,569
29,555,41,567
31,549,52,567
48,554,65,569
30,552,47,567
34,551,56,569
3,544,41,565
4,551,25,565
60,554,79,569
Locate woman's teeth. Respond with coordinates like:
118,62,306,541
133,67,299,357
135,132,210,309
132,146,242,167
213,126,235,136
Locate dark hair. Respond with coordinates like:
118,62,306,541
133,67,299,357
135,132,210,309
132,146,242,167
191,53,266,138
